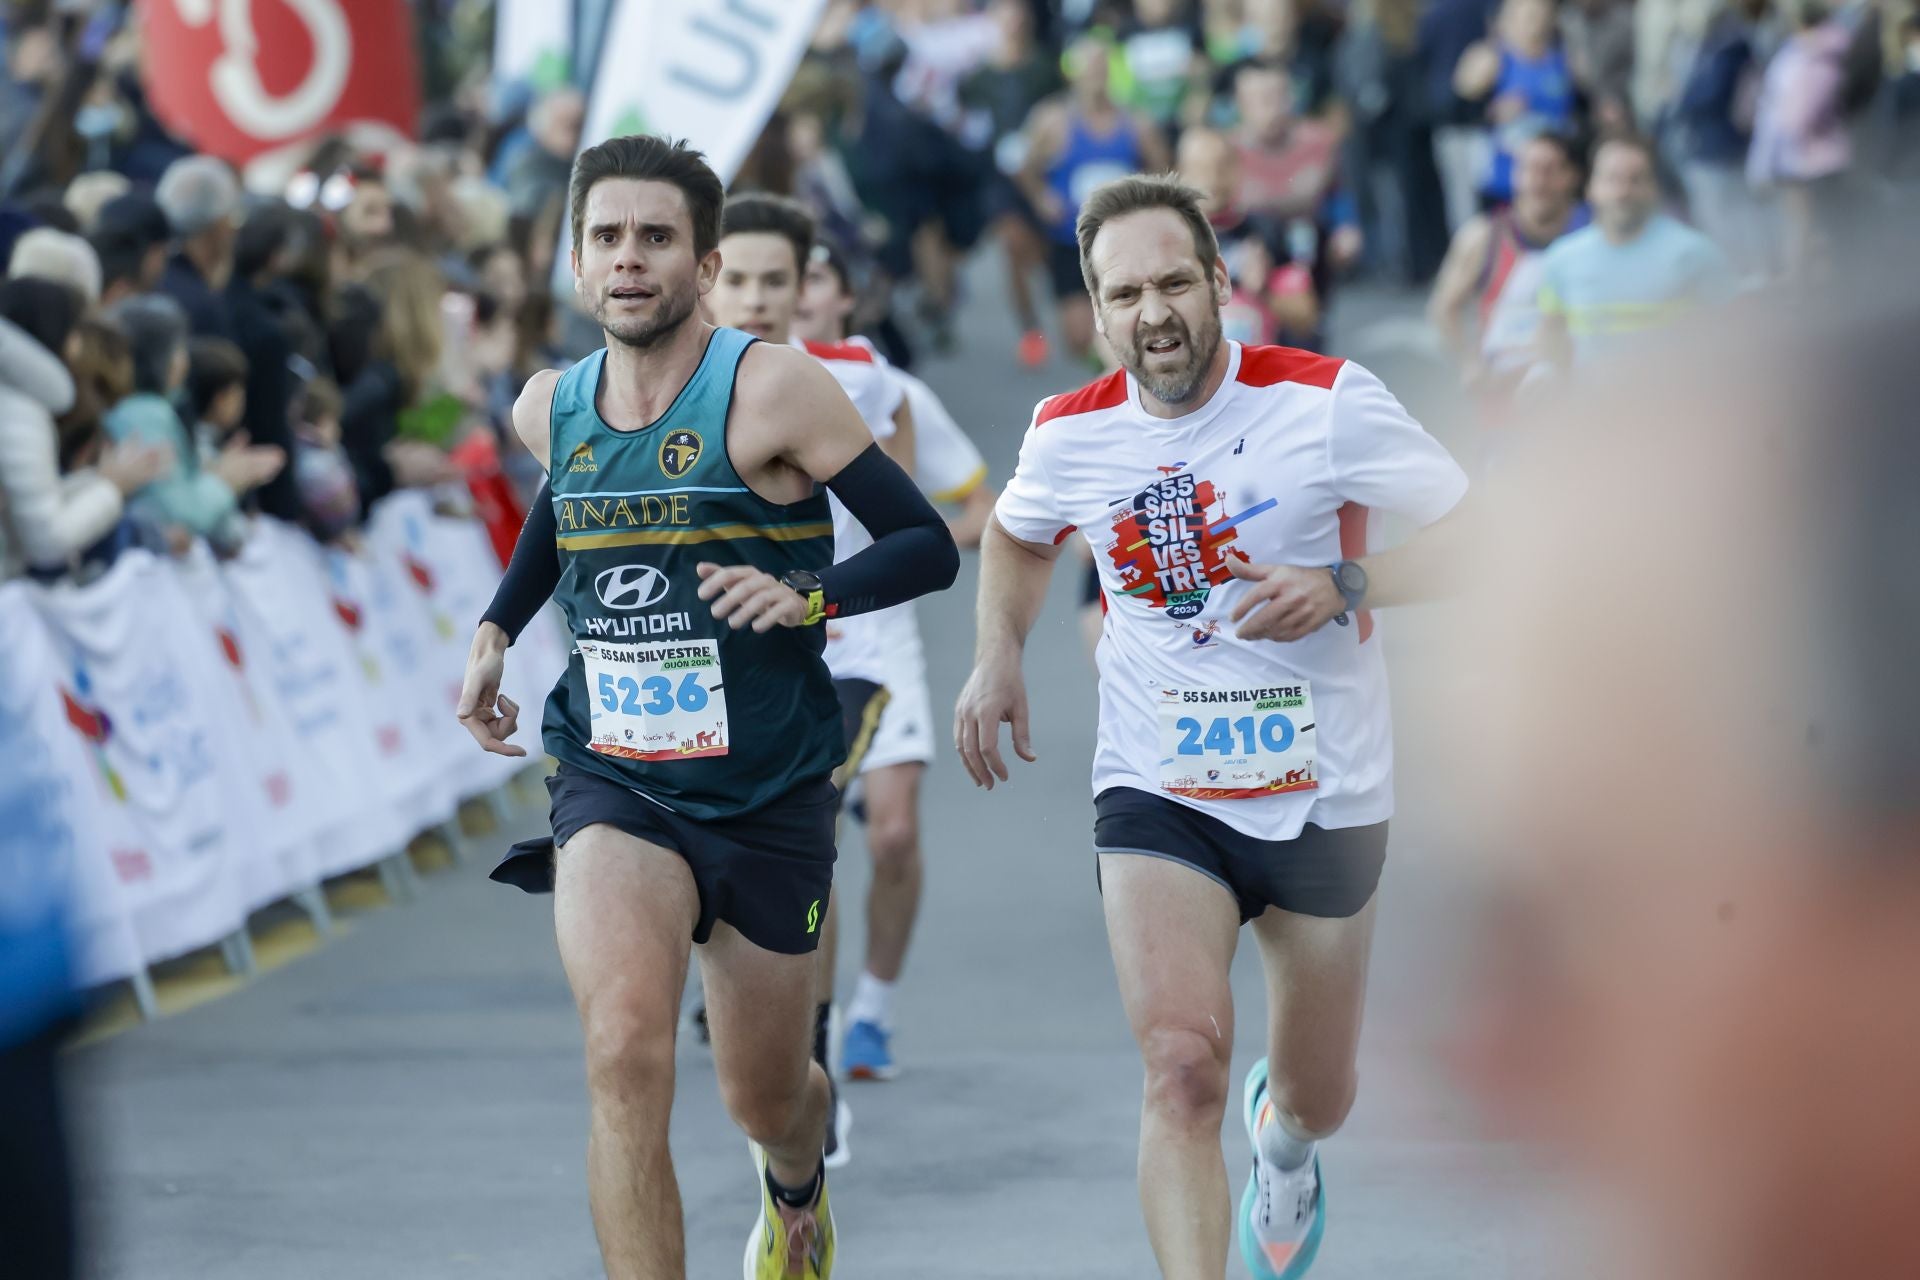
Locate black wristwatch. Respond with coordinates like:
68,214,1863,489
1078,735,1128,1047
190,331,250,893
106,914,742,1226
1328,560,1368,614
780,569,829,626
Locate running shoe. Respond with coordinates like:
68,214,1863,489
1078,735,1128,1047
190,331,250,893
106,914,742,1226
840,1019,896,1081
1238,1057,1326,1280
823,1074,852,1170
745,1143,835,1280
1017,329,1050,368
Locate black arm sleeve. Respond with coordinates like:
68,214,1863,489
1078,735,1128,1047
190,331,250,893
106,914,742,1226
480,479,561,643
820,443,960,617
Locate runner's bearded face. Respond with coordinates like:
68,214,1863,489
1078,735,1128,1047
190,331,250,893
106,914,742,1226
1089,208,1227,407
708,231,801,346
574,178,706,349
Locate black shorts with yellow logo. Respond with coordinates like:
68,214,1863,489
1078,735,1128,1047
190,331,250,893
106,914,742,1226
493,768,841,956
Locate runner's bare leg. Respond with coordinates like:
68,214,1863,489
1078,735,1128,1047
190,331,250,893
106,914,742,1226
554,826,699,1280
1102,852,1241,1280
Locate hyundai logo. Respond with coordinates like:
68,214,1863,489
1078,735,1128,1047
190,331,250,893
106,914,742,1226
595,565,670,611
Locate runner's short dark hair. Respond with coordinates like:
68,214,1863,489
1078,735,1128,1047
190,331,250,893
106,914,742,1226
1526,130,1585,178
1590,131,1658,172
569,134,724,258
720,194,816,277
1075,173,1220,298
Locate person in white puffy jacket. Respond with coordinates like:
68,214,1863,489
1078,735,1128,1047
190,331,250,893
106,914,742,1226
0,279,165,581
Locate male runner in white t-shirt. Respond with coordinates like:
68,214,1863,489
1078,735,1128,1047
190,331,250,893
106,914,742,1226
705,194,917,1171
955,175,1467,1280
792,239,1000,1083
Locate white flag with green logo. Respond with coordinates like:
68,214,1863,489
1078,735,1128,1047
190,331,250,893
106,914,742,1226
495,0,575,91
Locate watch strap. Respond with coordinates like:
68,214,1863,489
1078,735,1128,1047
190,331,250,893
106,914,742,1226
801,588,828,626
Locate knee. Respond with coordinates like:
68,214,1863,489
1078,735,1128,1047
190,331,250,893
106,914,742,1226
719,1067,812,1148
866,808,920,873
579,998,675,1104
1267,1072,1358,1139
1140,1026,1230,1129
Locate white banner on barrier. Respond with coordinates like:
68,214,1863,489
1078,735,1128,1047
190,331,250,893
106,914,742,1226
221,521,418,879
367,495,522,796
0,584,144,990
29,553,248,966
172,543,326,912
8,507,536,982
324,543,461,832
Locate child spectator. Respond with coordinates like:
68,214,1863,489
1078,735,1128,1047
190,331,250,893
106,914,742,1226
185,337,248,453
291,377,360,543
103,297,279,555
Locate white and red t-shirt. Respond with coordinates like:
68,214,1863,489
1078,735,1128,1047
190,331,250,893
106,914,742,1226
847,335,988,504
995,341,1467,840
800,338,901,688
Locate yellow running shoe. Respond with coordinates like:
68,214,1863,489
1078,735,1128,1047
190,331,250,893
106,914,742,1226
744,1142,835,1280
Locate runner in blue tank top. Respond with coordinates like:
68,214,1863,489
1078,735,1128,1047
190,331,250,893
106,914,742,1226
1018,35,1170,365
453,135,957,1280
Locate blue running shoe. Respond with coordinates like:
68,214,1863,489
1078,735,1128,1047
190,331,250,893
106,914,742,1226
1238,1057,1327,1280
840,1019,896,1081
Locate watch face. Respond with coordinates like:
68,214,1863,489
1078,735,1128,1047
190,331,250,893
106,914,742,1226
1337,562,1367,595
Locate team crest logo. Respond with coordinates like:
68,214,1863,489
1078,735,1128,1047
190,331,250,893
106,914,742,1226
659,429,702,480
567,442,597,473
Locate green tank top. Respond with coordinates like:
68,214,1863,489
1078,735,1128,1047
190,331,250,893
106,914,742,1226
539,327,844,819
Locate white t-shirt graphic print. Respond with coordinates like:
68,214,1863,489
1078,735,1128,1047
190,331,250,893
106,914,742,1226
995,342,1467,841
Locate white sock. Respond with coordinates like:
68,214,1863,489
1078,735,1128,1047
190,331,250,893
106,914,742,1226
1257,1107,1315,1173
846,972,895,1030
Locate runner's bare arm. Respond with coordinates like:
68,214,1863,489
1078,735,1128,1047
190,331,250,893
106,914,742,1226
1017,101,1069,222
511,368,562,468
459,367,565,756
947,483,999,550
1136,113,1173,171
955,516,1063,788
881,396,916,479
1427,216,1493,367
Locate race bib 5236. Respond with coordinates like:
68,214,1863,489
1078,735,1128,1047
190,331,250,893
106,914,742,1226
579,638,728,762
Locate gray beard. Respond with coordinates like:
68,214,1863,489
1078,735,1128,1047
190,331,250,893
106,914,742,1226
597,284,697,350
1128,307,1224,407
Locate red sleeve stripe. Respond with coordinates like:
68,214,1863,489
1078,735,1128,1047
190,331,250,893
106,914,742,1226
1052,524,1078,545
801,339,876,364
1034,369,1128,426
1337,501,1374,644
1237,344,1344,391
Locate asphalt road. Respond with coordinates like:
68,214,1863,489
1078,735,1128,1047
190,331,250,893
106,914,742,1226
68,266,1584,1279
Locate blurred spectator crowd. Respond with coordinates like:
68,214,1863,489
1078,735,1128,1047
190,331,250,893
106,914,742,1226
1,0,1915,587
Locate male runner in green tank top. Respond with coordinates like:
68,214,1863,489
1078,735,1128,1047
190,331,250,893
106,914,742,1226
453,135,957,1280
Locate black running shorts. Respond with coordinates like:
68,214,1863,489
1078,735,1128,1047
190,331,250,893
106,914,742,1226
1093,786,1387,921
832,677,888,793
492,768,840,955
1048,239,1088,301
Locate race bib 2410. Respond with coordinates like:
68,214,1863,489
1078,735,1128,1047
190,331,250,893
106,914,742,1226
1156,681,1318,800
